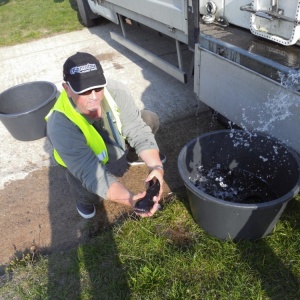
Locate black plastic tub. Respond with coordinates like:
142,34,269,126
178,130,300,240
0,81,57,141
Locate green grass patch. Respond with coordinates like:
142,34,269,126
1,194,300,299
0,0,83,46
2,1,299,299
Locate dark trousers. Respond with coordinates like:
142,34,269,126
65,110,159,205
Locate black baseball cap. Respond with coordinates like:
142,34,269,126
63,52,106,94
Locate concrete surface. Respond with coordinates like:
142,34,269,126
0,20,202,189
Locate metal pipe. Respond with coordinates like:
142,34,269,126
271,0,278,13
175,39,183,70
118,14,127,38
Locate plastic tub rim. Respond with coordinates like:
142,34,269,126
0,81,57,119
178,129,300,209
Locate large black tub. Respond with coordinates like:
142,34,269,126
0,81,57,141
178,130,300,240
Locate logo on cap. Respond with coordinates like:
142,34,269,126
70,63,97,75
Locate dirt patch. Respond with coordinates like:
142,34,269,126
0,109,223,270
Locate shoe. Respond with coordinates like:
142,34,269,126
126,153,167,166
76,203,96,219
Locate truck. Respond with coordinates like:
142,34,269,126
76,0,300,153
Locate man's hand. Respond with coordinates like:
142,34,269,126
139,149,164,199
146,167,164,199
133,178,160,215
132,191,160,217
107,181,161,218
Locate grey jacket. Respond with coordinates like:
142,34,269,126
47,79,158,198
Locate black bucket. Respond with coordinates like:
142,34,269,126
0,81,57,141
178,130,300,240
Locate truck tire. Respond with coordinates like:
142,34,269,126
77,0,101,27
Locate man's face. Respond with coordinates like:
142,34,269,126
64,83,104,120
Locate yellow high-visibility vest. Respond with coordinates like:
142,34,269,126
46,88,122,167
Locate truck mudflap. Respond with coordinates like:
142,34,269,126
194,23,300,153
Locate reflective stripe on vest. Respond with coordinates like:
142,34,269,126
46,88,121,167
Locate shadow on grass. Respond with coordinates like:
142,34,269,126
0,0,9,6
241,199,300,299
179,190,300,298
46,166,131,299
235,199,300,299
237,241,300,298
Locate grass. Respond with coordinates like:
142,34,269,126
0,0,83,46
1,1,300,299
1,194,300,299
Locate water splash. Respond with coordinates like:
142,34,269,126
191,71,300,202
219,70,300,150
240,70,300,133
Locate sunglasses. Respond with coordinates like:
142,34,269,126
78,87,104,96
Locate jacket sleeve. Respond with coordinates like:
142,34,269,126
107,79,159,154
47,110,118,199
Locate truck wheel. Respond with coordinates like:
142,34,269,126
77,0,101,27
